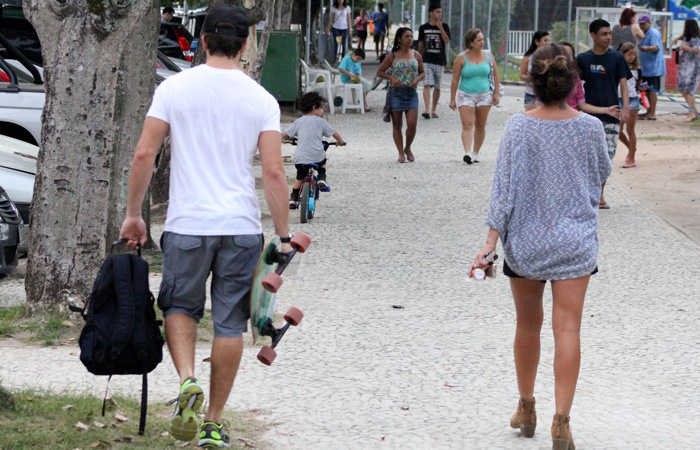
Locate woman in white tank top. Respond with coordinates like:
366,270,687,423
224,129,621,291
327,0,352,63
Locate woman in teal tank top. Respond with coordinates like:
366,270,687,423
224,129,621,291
449,28,500,165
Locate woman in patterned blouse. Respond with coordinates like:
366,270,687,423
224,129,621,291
470,44,612,450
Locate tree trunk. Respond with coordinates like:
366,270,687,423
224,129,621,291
23,0,160,312
274,0,293,30
252,0,276,82
151,137,170,206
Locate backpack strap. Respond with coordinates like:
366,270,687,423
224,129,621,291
139,373,148,435
109,255,136,361
130,256,150,364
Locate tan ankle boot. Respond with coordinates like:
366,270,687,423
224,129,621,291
551,414,575,450
510,397,536,437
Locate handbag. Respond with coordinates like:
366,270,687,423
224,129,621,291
485,50,505,97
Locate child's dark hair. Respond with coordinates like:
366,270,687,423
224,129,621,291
298,92,325,113
530,44,577,105
353,48,366,59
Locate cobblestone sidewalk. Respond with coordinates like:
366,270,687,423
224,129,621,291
1,88,699,449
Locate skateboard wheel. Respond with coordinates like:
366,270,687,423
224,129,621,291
290,232,311,253
262,272,283,293
257,346,277,366
284,306,304,326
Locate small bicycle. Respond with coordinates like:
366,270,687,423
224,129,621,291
284,138,346,223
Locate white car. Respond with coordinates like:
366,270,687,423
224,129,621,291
0,134,37,253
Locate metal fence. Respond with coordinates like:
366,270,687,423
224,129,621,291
507,30,534,56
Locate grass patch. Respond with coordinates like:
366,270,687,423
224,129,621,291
640,135,700,141
0,390,266,449
197,310,215,342
0,306,25,337
146,252,163,274
0,306,77,346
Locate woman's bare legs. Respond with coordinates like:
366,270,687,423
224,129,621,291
620,109,639,166
458,105,476,154
551,276,589,415
473,105,492,155
510,278,546,400
404,109,418,161
391,110,405,161
682,91,698,121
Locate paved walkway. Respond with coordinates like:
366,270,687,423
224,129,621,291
2,86,700,449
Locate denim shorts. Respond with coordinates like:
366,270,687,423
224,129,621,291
524,92,537,106
619,96,640,111
389,86,419,111
158,232,263,337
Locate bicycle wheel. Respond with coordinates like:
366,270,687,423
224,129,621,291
308,184,318,219
299,181,311,223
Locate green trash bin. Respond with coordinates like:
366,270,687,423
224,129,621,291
256,30,301,103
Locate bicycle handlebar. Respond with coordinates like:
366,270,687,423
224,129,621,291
284,138,347,149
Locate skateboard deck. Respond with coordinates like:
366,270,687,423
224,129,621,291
250,235,281,345
249,233,310,365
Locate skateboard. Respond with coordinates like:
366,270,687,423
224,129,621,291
250,232,311,365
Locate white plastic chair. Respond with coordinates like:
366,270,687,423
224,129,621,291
300,59,334,114
341,83,364,114
322,59,341,85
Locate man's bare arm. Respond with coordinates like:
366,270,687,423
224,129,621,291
120,117,170,246
258,130,289,239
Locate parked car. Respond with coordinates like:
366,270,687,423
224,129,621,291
0,185,21,273
0,2,41,65
0,133,37,254
170,6,207,40
1,3,194,63
158,20,195,62
0,39,44,146
1,35,182,147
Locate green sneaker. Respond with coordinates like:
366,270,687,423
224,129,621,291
170,377,204,441
198,421,230,448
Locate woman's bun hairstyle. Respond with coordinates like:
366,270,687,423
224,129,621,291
530,44,577,104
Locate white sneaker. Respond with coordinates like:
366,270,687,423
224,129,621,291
462,153,473,164
472,153,480,163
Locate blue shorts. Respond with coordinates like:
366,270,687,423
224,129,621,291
619,96,640,111
389,86,419,111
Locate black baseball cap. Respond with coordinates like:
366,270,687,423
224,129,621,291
202,5,250,38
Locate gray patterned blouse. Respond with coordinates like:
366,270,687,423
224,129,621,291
485,113,613,280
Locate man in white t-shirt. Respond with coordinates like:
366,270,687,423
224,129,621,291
119,5,290,447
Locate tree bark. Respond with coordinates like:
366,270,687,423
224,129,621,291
252,0,276,82
23,0,160,312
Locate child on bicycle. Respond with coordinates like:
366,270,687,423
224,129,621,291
282,92,344,209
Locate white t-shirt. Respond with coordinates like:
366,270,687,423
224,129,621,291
332,6,351,30
147,65,280,236
618,68,639,98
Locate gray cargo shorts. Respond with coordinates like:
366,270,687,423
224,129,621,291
157,232,263,337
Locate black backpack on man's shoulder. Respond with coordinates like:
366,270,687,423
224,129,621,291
70,240,164,435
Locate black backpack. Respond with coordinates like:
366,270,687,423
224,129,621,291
70,240,164,435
